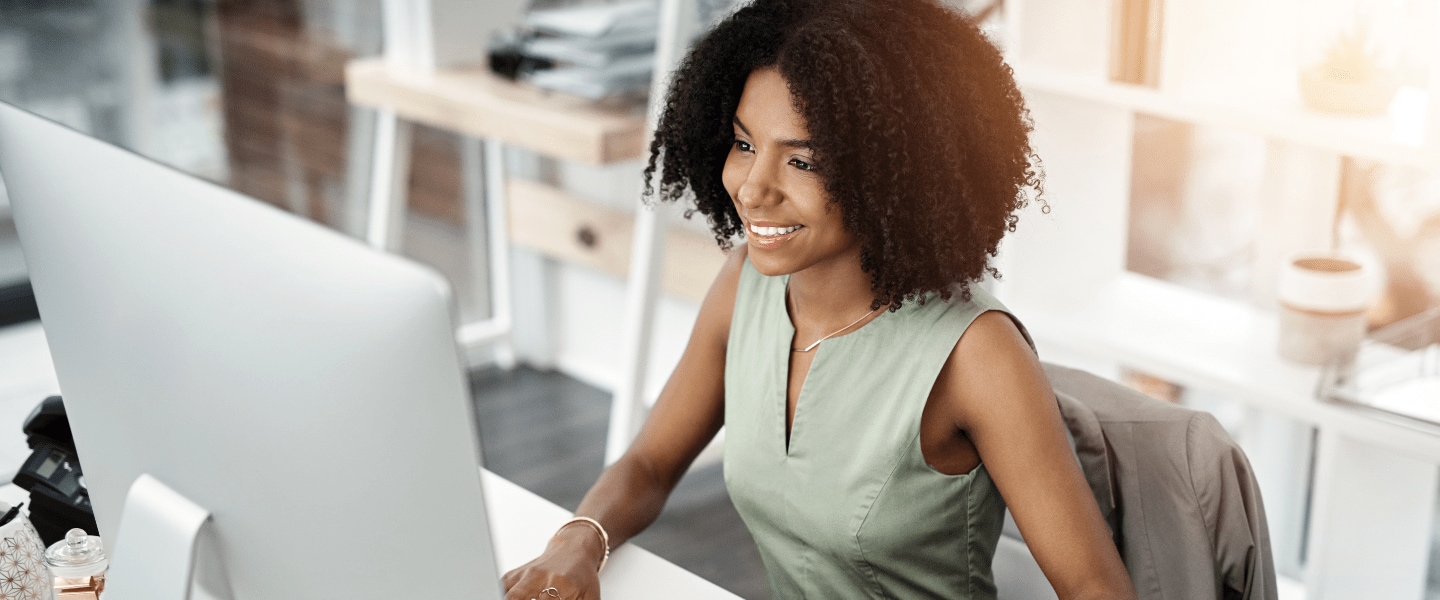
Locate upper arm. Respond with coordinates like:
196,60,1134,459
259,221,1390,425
940,311,1134,599
621,244,748,487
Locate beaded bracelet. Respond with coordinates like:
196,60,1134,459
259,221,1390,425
557,516,610,572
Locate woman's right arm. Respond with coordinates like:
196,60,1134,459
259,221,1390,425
502,245,748,600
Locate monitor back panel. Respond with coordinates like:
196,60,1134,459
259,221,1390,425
0,103,502,599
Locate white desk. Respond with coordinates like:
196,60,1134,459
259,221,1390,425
0,473,741,599
482,470,740,598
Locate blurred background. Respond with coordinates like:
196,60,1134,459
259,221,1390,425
0,0,1438,598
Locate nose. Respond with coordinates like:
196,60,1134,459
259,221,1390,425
735,154,782,211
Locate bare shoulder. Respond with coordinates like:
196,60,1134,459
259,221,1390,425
956,310,1034,363
937,309,1052,426
939,310,1135,598
691,243,749,347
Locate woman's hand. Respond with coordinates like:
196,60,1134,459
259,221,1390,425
502,526,606,600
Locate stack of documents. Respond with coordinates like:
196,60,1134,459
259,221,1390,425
521,1,658,100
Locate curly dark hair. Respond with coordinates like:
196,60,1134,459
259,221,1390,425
642,0,1045,309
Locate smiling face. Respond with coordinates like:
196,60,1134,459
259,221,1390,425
723,67,860,277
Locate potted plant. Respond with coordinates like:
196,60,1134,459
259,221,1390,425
1299,25,1400,116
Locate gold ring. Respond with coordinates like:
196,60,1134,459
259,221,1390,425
541,587,561,598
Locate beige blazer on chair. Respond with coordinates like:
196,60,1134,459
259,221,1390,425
1042,362,1278,600
994,363,1278,600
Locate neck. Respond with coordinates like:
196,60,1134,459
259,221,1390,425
786,247,879,327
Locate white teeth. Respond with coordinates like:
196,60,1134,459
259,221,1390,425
750,224,800,236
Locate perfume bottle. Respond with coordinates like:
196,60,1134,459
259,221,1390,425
44,528,107,600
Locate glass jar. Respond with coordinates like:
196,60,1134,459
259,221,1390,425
44,528,106,600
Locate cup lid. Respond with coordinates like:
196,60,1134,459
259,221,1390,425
45,529,106,573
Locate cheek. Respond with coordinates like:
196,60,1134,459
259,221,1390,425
796,183,839,226
804,197,856,247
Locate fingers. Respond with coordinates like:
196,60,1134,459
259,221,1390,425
530,579,574,600
503,568,545,600
504,571,588,600
501,567,522,591
502,567,546,597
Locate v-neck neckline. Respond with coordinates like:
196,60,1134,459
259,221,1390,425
778,274,895,456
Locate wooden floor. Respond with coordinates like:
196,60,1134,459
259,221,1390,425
470,366,769,600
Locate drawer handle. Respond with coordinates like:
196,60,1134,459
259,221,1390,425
576,225,599,249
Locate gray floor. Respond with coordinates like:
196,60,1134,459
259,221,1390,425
470,366,770,600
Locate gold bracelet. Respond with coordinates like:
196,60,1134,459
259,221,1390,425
557,516,610,572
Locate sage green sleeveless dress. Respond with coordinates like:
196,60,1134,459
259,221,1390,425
723,258,1036,599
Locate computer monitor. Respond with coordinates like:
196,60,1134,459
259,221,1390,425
0,102,504,599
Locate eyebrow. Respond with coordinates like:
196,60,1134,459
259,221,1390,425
732,115,751,136
732,116,814,151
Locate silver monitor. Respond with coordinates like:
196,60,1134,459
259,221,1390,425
0,102,503,599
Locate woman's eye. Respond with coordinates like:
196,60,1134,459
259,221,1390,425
790,158,815,172
734,140,753,153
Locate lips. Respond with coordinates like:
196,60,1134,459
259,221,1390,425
744,220,804,248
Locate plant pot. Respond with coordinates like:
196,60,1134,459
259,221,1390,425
1299,67,1401,116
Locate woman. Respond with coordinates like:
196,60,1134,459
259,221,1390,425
503,1,1136,598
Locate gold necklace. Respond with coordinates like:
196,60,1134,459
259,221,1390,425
788,279,880,352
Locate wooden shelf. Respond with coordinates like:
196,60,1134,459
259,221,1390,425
345,59,648,165
1014,63,1438,170
1010,272,1440,462
507,179,728,303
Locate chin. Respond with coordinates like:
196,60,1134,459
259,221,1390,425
746,246,805,277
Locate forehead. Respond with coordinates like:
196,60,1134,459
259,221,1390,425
734,67,810,138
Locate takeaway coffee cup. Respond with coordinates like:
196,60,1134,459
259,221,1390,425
1276,253,1376,366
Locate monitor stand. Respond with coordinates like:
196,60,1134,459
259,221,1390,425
102,474,234,600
